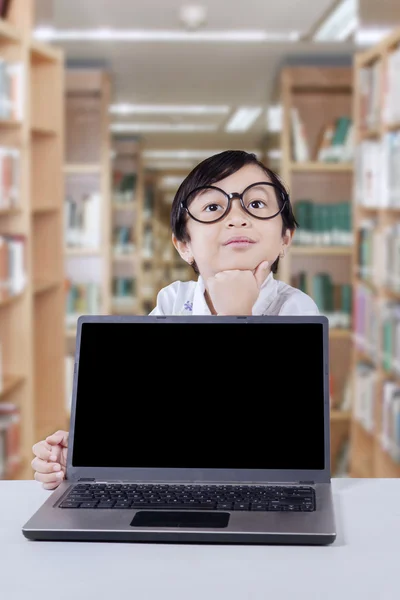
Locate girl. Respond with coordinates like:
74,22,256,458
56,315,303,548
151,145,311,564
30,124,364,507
31,150,319,489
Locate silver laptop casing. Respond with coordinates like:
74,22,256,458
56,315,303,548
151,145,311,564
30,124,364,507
22,315,336,545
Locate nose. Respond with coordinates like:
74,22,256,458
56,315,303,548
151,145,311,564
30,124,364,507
225,197,250,227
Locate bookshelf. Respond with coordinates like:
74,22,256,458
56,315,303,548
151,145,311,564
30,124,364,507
0,0,65,479
153,170,195,295
64,69,111,416
64,69,111,336
111,137,142,315
350,28,400,478
279,66,355,476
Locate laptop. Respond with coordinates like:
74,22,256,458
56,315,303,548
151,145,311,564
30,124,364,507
22,314,336,545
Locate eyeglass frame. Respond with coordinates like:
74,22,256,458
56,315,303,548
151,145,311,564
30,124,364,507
180,180,288,224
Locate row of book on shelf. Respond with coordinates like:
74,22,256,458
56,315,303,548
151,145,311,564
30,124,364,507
359,46,400,130
353,284,400,374
354,364,400,464
0,345,21,480
357,222,400,291
291,271,352,329
64,191,101,249
0,59,24,121
0,234,26,301
291,110,354,163
0,146,20,210
355,134,400,209
293,200,352,246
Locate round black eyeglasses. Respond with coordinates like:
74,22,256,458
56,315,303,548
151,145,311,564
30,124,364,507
180,181,288,224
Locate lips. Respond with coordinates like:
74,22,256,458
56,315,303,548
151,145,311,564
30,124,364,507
223,236,256,246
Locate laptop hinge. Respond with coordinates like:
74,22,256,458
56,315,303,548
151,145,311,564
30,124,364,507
78,478,95,482
299,480,314,485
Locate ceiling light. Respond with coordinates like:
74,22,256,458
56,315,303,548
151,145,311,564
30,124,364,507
160,176,185,189
34,27,300,43
144,161,195,170
142,149,261,160
313,0,358,41
179,5,208,30
355,28,393,46
267,105,282,133
109,104,230,115
225,107,262,133
267,149,282,160
110,123,218,133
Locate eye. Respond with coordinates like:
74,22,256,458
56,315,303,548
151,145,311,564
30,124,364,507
204,203,223,212
248,199,267,209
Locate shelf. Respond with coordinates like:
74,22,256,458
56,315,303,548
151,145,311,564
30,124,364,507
382,288,400,301
290,162,353,173
33,280,60,295
112,203,135,211
64,164,101,174
359,128,380,140
0,290,24,310
330,329,352,339
385,122,400,133
291,246,352,256
30,39,61,64
111,301,138,315
0,374,25,401
0,18,21,44
65,248,101,257
331,410,351,422
0,119,22,129
32,205,59,215
31,126,57,137
0,207,21,217
112,254,136,262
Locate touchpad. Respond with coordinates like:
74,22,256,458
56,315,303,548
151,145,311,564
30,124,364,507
131,511,230,528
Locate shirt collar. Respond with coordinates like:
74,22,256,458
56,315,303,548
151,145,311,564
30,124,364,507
193,271,278,316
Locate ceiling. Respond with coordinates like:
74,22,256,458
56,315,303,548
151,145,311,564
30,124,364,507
35,0,357,163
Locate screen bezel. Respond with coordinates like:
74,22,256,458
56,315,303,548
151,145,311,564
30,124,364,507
66,315,331,484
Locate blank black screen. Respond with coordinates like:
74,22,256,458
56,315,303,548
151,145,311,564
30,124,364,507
72,322,326,470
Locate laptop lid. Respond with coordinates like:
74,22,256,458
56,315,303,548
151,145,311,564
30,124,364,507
66,315,331,484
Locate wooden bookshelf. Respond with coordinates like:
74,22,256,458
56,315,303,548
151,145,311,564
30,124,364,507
349,28,400,478
0,0,65,480
152,170,195,295
110,138,143,314
64,69,112,343
279,66,354,476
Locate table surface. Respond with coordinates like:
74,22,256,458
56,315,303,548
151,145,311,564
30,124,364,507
1,478,399,600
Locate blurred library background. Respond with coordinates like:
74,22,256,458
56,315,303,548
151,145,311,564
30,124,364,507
0,0,399,480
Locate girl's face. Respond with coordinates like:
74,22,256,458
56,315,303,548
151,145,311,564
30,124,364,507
173,164,292,280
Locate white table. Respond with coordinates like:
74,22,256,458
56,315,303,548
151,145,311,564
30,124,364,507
1,478,399,600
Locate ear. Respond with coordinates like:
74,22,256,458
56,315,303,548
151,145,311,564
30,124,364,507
281,228,293,256
172,234,193,265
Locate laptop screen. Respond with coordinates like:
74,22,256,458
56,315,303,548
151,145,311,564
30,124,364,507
72,321,326,471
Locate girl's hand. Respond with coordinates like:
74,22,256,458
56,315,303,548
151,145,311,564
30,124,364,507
206,261,269,315
31,430,69,490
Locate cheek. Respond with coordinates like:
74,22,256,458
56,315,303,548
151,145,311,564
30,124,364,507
259,222,283,246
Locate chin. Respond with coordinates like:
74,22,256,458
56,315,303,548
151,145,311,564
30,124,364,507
219,256,260,272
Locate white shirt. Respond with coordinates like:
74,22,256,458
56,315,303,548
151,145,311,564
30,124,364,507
149,272,319,316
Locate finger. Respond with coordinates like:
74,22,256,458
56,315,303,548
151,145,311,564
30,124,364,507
32,441,55,462
46,430,69,448
253,261,269,288
31,457,62,475
42,481,63,491
34,470,64,485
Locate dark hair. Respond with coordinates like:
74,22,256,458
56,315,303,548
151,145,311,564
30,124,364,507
170,149,298,274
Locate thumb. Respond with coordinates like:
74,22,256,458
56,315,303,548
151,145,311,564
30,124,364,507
46,430,69,448
253,261,270,288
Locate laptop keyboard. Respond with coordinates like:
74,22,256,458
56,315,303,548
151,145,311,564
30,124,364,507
59,483,316,512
